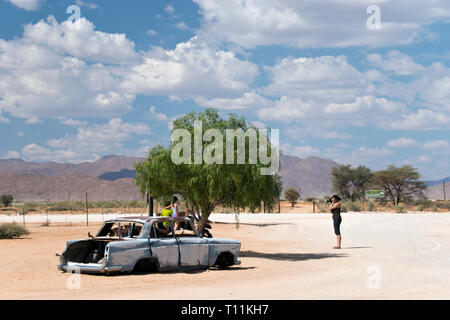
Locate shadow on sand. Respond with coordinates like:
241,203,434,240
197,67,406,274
239,250,347,261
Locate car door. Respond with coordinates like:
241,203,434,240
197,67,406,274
176,221,210,267
148,221,179,269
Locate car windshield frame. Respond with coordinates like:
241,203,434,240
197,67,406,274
96,220,145,238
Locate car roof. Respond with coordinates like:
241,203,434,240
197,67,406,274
105,216,191,223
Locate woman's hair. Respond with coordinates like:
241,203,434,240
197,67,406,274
165,201,171,207
331,195,341,202
173,196,178,203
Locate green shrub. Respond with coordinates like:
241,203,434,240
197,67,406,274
367,201,376,212
435,202,450,210
0,222,29,239
316,202,329,213
431,206,438,212
344,200,362,212
394,204,405,213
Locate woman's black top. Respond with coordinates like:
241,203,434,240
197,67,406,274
331,205,341,220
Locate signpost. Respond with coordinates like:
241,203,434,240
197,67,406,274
365,190,385,198
365,190,385,208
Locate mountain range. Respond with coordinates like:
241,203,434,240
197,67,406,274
0,155,447,201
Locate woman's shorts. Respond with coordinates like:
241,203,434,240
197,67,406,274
333,217,342,236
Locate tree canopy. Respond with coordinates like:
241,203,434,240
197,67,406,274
284,187,300,207
135,109,282,232
0,194,13,207
370,165,426,205
331,165,374,200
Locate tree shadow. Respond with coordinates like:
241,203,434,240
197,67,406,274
240,250,347,261
213,222,294,227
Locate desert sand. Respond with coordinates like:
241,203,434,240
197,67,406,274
0,213,449,300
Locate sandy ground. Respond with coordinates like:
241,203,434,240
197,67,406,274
0,213,449,300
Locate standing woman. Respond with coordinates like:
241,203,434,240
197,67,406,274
330,195,342,249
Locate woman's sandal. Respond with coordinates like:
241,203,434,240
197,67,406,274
333,246,341,249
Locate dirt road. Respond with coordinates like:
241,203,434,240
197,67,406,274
0,213,449,299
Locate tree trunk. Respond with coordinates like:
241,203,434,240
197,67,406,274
197,206,213,234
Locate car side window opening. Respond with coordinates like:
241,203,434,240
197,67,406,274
96,222,144,238
175,220,199,237
150,221,174,238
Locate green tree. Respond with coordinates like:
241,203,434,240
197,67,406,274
284,188,300,207
0,194,13,207
331,165,373,200
371,165,426,205
135,109,282,233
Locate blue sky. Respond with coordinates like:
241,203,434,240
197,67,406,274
0,0,449,180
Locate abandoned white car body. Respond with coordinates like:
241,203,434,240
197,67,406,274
57,216,241,274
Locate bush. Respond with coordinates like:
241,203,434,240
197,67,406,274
344,200,362,212
394,204,405,213
284,188,300,207
0,223,29,239
417,204,426,212
435,201,450,210
367,201,376,212
21,202,41,213
0,194,14,207
316,202,329,213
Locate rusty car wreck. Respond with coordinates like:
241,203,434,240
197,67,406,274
57,216,241,274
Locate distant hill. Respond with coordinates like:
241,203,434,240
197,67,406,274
0,154,341,201
424,177,450,187
0,155,143,178
427,183,450,200
0,173,142,201
279,154,341,198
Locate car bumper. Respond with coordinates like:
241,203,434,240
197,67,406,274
58,262,123,274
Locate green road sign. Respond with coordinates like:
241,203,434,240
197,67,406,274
365,190,385,197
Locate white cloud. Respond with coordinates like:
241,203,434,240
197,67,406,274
164,4,175,15
194,0,450,49
121,36,258,99
22,16,138,64
422,140,449,150
381,109,450,130
263,56,366,101
75,1,99,10
0,17,139,122
10,118,151,162
195,91,271,110
0,55,135,120
281,143,320,158
5,0,42,11
149,106,170,122
174,22,189,30
60,118,87,127
367,50,425,76
386,137,417,147
146,29,157,36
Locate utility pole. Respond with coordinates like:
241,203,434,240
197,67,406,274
85,192,89,226
444,181,447,201
148,179,153,216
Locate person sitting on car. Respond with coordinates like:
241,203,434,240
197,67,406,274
159,201,173,234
